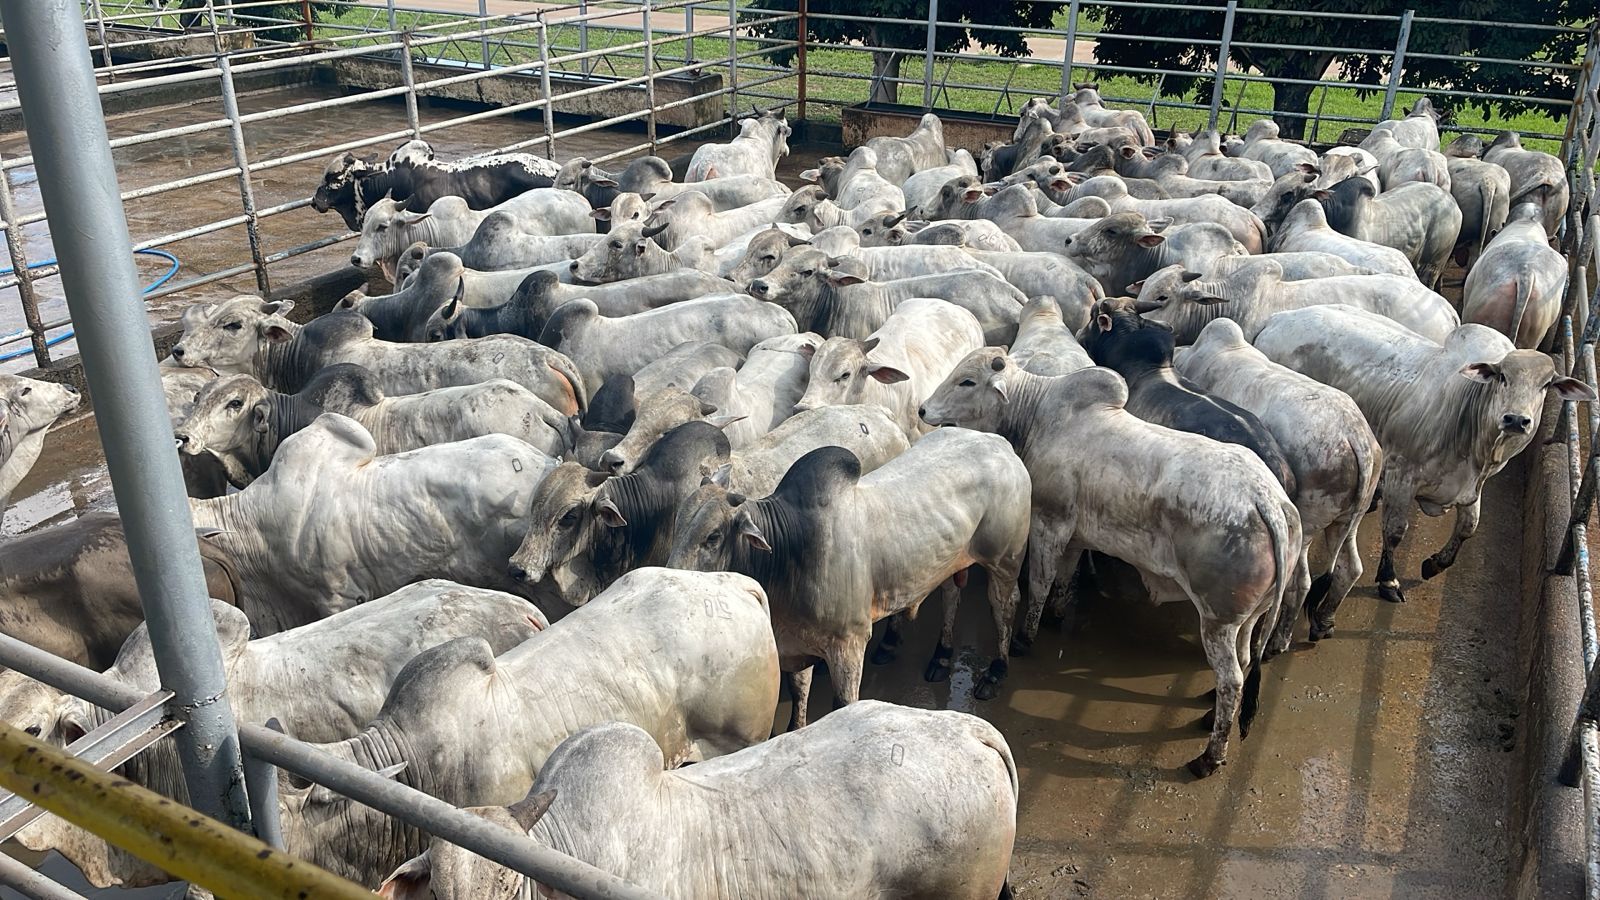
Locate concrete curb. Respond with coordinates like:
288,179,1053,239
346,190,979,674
1510,394,1588,899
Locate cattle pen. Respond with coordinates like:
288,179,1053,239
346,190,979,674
0,0,1593,898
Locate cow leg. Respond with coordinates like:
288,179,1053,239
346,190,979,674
870,611,908,665
1309,517,1365,641
1265,550,1312,660
924,581,962,683
1016,524,1069,654
785,667,814,732
828,633,868,711
1189,617,1244,779
1422,499,1480,579
975,577,1020,702
1376,473,1413,604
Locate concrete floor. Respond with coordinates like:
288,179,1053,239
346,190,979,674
0,81,1531,899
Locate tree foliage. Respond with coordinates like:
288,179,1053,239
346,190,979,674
745,0,1057,104
1092,0,1587,139
170,0,337,44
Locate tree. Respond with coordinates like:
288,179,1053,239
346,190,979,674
170,1,337,44
1090,0,1587,140
745,0,1056,106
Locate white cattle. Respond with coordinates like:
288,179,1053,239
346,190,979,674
1462,203,1567,349
1177,318,1382,647
18,584,544,890
1234,119,1320,178
1009,296,1093,375
685,112,791,180
278,568,780,886
190,414,558,631
794,297,985,440
648,191,788,251
1268,199,1418,278
708,403,910,497
379,702,1017,900
0,375,79,520
538,294,796,401
1133,260,1460,344
669,427,1030,717
921,355,1301,778
690,332,821,448
349,190,592,274
1254,305,1594,604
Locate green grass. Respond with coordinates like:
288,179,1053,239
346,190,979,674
297,5,1574,154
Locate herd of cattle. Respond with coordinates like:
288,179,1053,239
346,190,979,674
0,87,1588,898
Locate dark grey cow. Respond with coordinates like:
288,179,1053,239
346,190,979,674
1062,211,1245,297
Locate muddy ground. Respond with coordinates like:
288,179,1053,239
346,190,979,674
0,79,1528,899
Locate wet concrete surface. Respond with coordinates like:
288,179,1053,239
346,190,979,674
0,82,1534,897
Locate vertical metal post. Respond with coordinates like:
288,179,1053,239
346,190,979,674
242,748,283,850
299,0,313,42
685,2,695,66
794,0,806,123
538,16,556,159
0,0,252,833
88,0,116,81
0,159,50,368
1057,0,1080,106
216,57,270,295
728,0,740,133
922,0,938,110
478,0,492,69
644,0,658,153
1207,1,1237,130
579,0,592,78
386,0,398,34
1380,10,1415,121
400,31,422,139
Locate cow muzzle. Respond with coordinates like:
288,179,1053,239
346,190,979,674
1501,413,1533,434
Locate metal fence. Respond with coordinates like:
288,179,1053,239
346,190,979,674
0,2,1598,898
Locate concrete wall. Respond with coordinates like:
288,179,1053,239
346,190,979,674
329,57,726,129
841,103,1013,154
1508,393,1588,899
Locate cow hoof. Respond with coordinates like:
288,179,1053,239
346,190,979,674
924,658,952,683
1196,709,1216,732
974,677,1003,702
1186,753,1223,779
1378,583,1405,604
1421,557,1444,580
868,643,898,666
1008,633,1033,657
1309,623,1334,642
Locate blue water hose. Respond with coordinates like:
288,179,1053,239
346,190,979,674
0,248,181,362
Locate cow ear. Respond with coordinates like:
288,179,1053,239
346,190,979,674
697,398,719,416
262,323,295,344
1459,362,1500,383
593,494,628,527
1097,312,1114,332
799,168,820,182
823,268,866,287
590,208,612,221
1125,280,1146,294
251,401,271,434
508,789,556,832
399,210,432,226
735,510,772,552
704,165,720,180
377,855,431,900
592,177,618,188
868,364,909,384
1135,234,1165,248
1313,189,1331,200
1119,145,1137,159
1295,162,1321,175
797,340,818,359
1550,377,1599,401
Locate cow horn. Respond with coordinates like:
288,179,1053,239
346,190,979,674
1132,298,1166,313
508,789,556,831
641,222,669,238
887,212,909,227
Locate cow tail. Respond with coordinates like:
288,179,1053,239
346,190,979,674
1510,276,1532,348
975,723,1020,802
1476,177,1495,263
546,351,588,416
1254,493,1300,666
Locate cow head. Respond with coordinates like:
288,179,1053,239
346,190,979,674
1458,350,1595,445
0,374,79,449
506,462,615,603
172,374,273,485
794,335,908,414
925,175,991,219
377,790,555,900
725,226,808,289
921,348,1014,431
744,246,838,306
1078,297,1181,375
171,297,296,375
777,185,833,231
312,151,374,222
667,482,766,572
854,210,911,248
350,196,441,273
1061,211,1163,282
1129,263,1263,344
596,386,739,476
569,220,672,283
